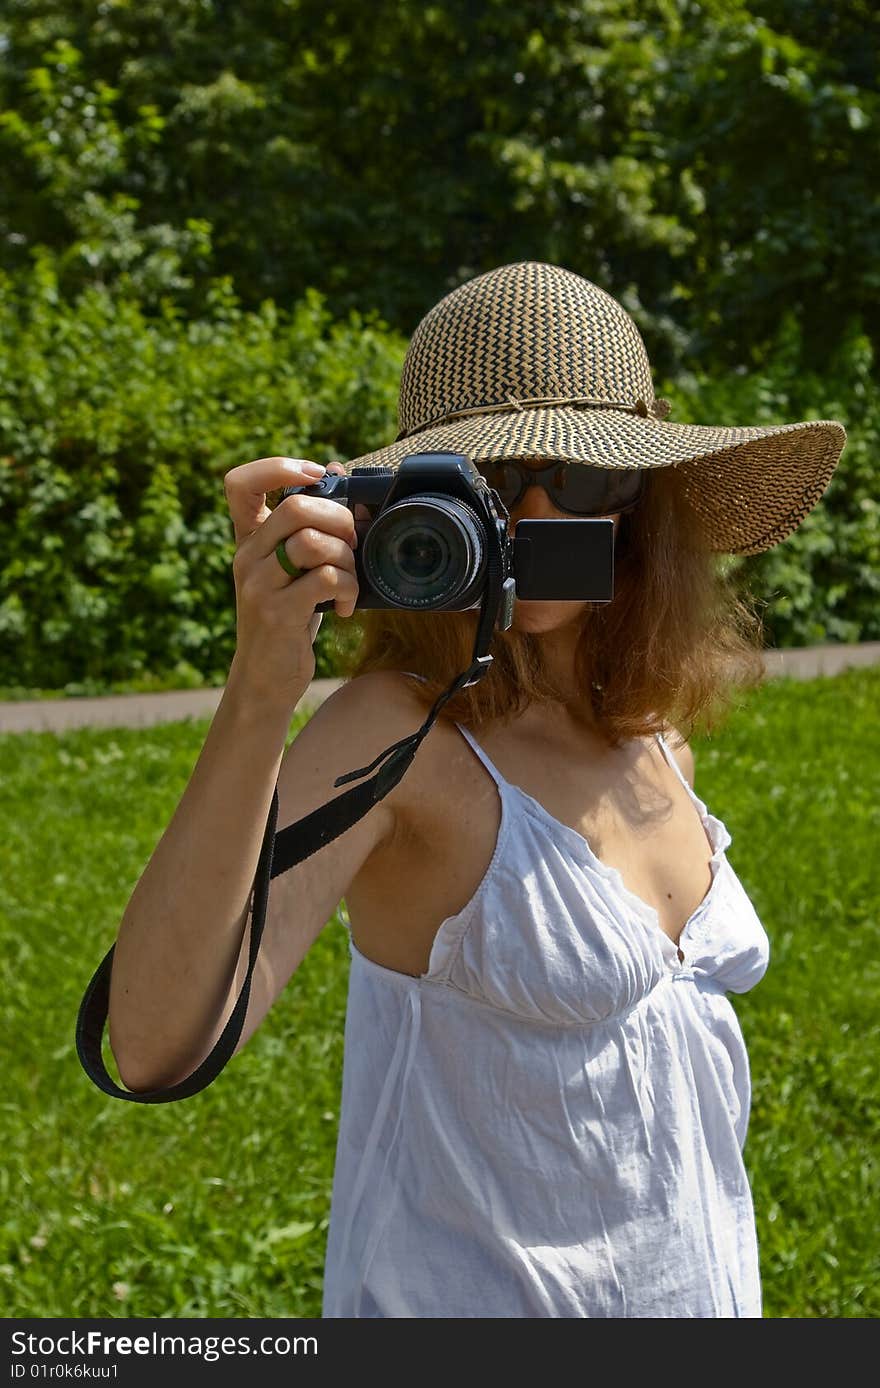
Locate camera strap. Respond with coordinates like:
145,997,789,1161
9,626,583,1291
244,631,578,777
75,527,513,1103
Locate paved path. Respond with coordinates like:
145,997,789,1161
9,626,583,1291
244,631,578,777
2,643,879,734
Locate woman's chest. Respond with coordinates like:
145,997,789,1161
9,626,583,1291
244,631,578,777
345,714,718,979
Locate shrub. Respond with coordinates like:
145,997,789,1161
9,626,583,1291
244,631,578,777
659,313,878,648
0,266,874,695
0,257,405,693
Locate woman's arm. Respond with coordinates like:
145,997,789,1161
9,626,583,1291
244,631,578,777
107,669,419,1093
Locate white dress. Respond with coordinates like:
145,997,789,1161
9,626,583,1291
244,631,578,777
321,697,770,1318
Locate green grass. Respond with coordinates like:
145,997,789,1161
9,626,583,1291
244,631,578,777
1,669,878,1318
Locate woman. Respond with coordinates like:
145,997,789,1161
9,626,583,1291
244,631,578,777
108,262,846,1318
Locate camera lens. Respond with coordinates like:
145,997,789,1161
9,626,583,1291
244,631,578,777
362,495,486,609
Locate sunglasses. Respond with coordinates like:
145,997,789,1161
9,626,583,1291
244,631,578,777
478,459,645,516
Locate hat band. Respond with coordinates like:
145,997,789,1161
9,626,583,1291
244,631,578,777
395,393,672,443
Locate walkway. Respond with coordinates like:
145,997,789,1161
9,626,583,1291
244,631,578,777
1,643,879,734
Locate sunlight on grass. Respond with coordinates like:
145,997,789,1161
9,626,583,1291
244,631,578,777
1,670,877,1318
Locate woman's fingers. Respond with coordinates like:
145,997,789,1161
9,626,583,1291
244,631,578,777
250,489,357,565
275,529,358,585
223,457,329,547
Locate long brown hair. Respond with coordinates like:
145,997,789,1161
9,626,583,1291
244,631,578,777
336,465,767,747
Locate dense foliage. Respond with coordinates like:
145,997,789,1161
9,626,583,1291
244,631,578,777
0,262,405,692
0,1,875,692
0,265,874,694
1,1,876,376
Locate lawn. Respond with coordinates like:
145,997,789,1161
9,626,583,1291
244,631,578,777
1,667,877,1318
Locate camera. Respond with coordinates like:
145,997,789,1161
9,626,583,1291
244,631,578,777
281,451,614,619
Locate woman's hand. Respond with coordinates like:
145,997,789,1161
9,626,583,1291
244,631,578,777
223,457,358,708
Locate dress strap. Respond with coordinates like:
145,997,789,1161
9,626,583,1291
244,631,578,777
452,723,509,790
655,732,731,859
655,731,704,812
400,672,508,791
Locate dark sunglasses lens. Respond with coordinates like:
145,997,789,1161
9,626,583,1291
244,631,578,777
482,461,643,514
558,466,643,513
482,462,523,506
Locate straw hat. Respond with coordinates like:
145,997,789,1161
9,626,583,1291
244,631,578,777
343,261,846,555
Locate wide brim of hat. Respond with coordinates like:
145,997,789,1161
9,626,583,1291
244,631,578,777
341,406,846,555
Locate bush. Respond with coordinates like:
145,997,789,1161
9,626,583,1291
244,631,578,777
0,265,874,695
0,256,405,694
659,313,879,648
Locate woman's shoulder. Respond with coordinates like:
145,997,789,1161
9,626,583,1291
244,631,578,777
319,669,446,800
321,670,469,893
329,669,434,725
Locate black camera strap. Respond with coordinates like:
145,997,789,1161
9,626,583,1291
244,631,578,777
75,528,512,1103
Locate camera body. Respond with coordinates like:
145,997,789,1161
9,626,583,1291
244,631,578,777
281,451,614,617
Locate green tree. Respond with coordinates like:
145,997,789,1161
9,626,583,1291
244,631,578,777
1,1,875,376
